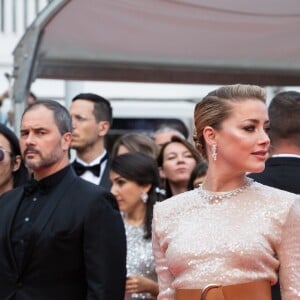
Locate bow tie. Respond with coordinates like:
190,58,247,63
24,179,46,196
73,153,108,177
73,161,101,176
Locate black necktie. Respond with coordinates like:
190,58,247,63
23,179,42,196
73,152,108,177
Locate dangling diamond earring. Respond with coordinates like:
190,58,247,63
141,192,149,203
211,144,217,161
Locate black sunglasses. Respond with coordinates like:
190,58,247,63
0,148,11,162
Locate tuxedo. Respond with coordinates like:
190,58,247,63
72,154,118,210
99,153,112,190
248,156,300,300
0,166,126,300
249,156,300,194
72,152,112,191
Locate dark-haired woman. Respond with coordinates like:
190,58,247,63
157,136,201,198
0,124,29,196
187,161,208,190
110,152,163,300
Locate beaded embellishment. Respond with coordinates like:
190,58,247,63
198,178,254,204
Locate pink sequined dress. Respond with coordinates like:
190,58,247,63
152,181,300,300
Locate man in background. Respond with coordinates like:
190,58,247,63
0,90,37,130
26,91,37,106
249,90,300,194
0,90,14,130
248,90,300,300
153,120,189,146
69,93,113,191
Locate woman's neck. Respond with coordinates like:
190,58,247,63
0,179,13,197
169,181,188,196
124,206,146,227
203,173,247,192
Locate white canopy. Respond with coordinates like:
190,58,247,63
12,0,300,104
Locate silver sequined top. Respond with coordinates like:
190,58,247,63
125,221,157,300
152,181,300,300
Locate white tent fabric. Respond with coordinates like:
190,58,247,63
12,0,300,104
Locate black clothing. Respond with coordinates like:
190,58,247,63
0,166,126,300
248,156,300,300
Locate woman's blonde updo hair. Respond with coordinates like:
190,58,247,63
193,84,266,159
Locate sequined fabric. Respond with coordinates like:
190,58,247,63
152,181,300,300
125,221,157,300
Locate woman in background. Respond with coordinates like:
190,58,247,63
157,136,201,198
112,132,159,159
110,152,163,300
152,84,300,300
0,124,29,196
187,161,208,189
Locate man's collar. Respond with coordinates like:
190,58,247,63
271,154,300,159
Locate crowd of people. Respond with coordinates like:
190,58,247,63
0,84,299,300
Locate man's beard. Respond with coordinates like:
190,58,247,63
23,144,62,171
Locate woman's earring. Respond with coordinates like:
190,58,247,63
141,192,149,203
211,144,217,161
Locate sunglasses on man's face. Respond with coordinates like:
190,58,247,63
0,148,11,162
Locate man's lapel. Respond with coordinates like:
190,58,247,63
99,154,112,190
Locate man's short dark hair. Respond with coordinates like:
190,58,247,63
72,93,113,125
268,91,300,147
22,100,72,135
155,120,189,139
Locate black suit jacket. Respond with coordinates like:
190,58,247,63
248,156,300,300
99,154,112,191
0,166,126,300
71,154,118,210
249,157,300,194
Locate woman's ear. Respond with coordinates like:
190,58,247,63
12,155,22,172
143,183,152,194
203,126,217,146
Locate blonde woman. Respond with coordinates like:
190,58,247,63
152,84,300,300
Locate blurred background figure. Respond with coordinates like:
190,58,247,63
249,90,300,194
157,136,201,198
152,121,189,147
26,91,37,106
248,90,300,300
0,124,29,196
188,161,208,190
0,90,14,130
110,152,163,300
112,132,159,159
70,93,114,191
0,89,37,131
